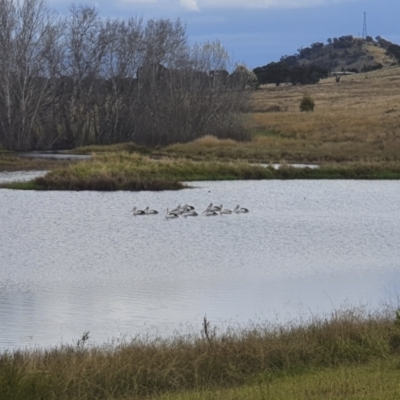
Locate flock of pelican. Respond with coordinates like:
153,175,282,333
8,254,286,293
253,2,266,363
131,203,249,218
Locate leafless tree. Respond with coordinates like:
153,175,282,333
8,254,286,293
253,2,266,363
0,0,59,150
0,1,251,150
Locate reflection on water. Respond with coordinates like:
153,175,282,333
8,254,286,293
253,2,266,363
12,151,91,160
1,178,400,351
0,170,47,183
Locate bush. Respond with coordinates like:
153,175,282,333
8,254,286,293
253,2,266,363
300,94,315,112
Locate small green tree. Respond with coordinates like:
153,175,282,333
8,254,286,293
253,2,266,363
300,94,315,112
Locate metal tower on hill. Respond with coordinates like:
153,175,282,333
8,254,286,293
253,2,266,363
362,12,368,38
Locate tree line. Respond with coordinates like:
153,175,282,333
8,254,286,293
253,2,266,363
0,0,254,151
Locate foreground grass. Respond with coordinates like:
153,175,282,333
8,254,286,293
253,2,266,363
1,308,400,399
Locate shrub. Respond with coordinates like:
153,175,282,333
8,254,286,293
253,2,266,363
300,94,315,112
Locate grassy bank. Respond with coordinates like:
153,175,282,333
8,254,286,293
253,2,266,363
1,307,400,399
2,153,400,191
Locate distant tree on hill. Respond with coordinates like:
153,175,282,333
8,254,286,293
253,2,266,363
253,62,328,86
387,44,400,63
280,54,298,66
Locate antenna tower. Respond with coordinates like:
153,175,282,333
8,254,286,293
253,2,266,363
362,12,368,38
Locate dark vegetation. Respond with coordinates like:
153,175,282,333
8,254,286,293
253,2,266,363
299,94,315,112
0,0,256,151
253,63,328,86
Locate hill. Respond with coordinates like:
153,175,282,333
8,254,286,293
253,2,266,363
294,35,398,72
254,35,400,85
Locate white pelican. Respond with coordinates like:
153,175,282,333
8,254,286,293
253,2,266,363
131,207,146,215
183,210,198,217
220,207,232,215
210,204,222,212
234,205,249,213
165,208,179,219
144,206,158,215
170,205,182,214
202,209,218,216
182,204,195,211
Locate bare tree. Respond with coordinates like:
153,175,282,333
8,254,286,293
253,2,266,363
0,0,58,150
0,1,251,150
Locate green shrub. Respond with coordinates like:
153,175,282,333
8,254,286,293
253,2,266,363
300,94,315,112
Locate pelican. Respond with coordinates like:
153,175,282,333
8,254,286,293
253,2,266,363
234,205,249,213
170,205,182,214
165,208,179,219
210,204,222,212
144,206,158,215
202,209,218,216
220,206,232,215
182,204,195,211
131,207,146,215
183,209,198,217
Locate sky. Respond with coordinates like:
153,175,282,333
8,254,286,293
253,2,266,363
49,0,400,69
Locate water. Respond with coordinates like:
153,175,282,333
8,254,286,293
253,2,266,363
1,175,400,351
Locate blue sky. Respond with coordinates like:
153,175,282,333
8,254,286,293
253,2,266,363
50,0,400,69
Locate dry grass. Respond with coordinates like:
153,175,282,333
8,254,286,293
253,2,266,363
0,154,73,171
1,307,400,399
247,66,400,161
162,66,400,163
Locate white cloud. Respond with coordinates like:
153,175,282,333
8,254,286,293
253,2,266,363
180,0,200,11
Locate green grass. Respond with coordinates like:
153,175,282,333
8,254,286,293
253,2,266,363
1,307,400,399
156,358,400,400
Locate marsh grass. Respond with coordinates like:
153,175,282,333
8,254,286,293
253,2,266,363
0,154,72,172
0,152,274,190
3,154,400,191
1,307,400,399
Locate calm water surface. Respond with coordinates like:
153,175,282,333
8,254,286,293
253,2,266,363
1,175,400,350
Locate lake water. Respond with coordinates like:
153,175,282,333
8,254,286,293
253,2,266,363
1,174,400,351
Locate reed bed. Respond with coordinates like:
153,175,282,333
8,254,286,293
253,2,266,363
1,307,400,399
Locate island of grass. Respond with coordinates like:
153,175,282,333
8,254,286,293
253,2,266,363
3,151,400,191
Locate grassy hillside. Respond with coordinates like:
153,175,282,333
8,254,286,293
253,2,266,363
163,65,400,164
275,35,398,72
